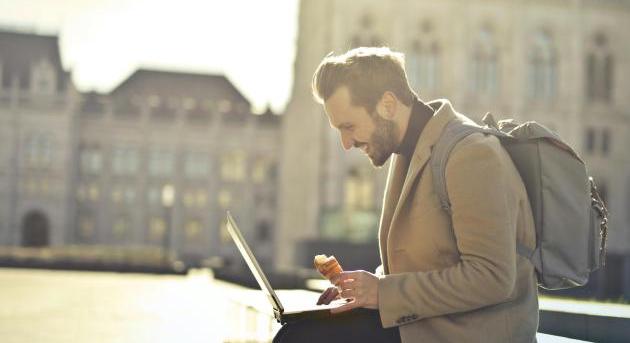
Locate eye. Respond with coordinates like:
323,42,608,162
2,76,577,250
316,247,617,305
341,124,354,131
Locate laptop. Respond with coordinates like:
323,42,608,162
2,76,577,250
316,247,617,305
225,211,347,324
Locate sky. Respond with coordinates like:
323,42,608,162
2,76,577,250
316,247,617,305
0,0,300,113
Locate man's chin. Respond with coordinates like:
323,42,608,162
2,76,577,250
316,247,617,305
368,152,391,168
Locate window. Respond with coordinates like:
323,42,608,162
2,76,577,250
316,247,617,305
584,127,612,156
183,97,197,111
185,98,212,124
147,187,161,206
407,21,440,91
112,187,136,205
585,128,596,153
112,215,130,238
184,152,209,178
221,151,246,181
470,26,498,95
256,221,271,242
77,183,100,202
350,14,381,47
19,68,30,90
587,33,614,102
602,128,611,156
149,150,175,177
528,29,557,100
150,95,175,119
25,134,53,169
218,100,232,114
219,218,231,244
183,189,208,208
32,59,55,94
344,167,375,210
112,146,139,175
185,219,202,241
408,41,439,91
78,215,95,239
80,146,103,174
252,158,276,184
114,96,142,117
88,184,100,201
149,217,166,241
218,189,232,209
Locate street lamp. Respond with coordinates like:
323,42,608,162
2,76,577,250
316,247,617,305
161,184,175,268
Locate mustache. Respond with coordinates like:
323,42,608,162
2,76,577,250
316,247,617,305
353,142,367,149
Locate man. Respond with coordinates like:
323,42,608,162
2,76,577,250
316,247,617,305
274,47,538,343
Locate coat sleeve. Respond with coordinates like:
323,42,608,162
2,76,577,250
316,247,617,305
378,135,519,328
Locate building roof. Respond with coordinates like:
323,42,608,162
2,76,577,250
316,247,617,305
255,106,282,125
0,30,69,90
110,68,250,107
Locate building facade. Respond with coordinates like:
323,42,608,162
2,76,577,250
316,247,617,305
0,31,281,268
279,0,630,298
0,31,77,249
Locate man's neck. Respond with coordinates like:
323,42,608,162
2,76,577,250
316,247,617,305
394,98,434,158
395,102,413,148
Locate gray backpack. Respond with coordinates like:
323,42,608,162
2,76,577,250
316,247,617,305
431,113,608,290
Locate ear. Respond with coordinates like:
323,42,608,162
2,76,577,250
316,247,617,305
375,91,398,120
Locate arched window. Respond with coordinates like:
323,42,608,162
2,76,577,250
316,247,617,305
350,14,382,48
586,33,613,102
470,26,498,95
344,166,375,211
32,59,56,94
528,29,557,100
407,21,440,92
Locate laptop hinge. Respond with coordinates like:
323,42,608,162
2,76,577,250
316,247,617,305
274,308,284,324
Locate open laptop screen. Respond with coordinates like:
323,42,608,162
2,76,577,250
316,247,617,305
225,211,284,315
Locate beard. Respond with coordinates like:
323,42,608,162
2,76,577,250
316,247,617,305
364,115,399,167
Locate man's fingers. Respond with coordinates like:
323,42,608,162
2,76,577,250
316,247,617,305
317,287,332,305
340,288,356,299
323,289,338,304
317,287,339,305
333,278,356,289
330,271,361,285
330,298,359,314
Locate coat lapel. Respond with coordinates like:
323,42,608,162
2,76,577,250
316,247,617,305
378,154,408,274
379,99,460,272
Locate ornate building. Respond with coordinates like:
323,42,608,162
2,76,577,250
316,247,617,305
0,30,281,268
279,0,630,298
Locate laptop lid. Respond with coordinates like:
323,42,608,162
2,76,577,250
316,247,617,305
225,211,285,315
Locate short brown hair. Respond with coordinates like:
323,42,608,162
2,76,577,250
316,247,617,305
312,47,416,113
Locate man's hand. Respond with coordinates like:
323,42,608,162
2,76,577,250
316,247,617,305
329,270,381,314
317,286,340,305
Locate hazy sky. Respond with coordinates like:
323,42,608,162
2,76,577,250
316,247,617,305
0,0,300,112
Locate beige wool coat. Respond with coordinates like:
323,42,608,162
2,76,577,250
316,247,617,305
376,99,539,343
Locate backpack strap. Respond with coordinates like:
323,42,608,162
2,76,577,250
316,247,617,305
430,118,535,262
431,119,492,214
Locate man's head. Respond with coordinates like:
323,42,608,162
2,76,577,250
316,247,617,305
312,47,416,167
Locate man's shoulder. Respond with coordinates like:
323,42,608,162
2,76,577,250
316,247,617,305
447,129,506,165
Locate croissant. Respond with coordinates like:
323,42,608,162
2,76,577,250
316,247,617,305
314,254,343,281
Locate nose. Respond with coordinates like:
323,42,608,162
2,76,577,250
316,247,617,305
340,132,354,151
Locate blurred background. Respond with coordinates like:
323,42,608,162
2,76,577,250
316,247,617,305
0,0,629,342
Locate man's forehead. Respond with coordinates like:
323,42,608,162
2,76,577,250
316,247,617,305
324,86,354,127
